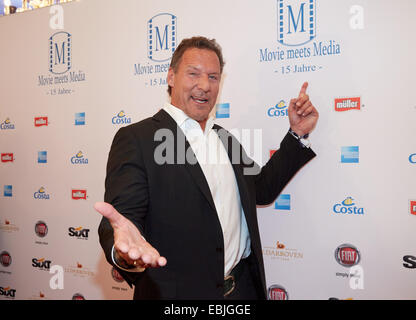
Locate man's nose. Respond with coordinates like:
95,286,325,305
196,74,210,92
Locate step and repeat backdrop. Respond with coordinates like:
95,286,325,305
1,0,415,300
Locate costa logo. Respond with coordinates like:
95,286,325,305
1,153,14,163
34,117,48,127
35,221,48,238
335,97,361,112
335,244,360,267
111,267,125,283
72,189,87,200
268,285,289,300
0,251,12,267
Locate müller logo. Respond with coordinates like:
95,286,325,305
335,244,361,267
34,117,48,127
72,189,87,200
1,153,14,163
335,97,361,112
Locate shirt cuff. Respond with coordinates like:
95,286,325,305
111,245,146,273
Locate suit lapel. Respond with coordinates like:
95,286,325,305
152,109,217,213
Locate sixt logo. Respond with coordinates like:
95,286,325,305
68,227,90,239
1,153,14,163
335,244,360,267
0,286,16,299
335,97,361,112
34,187,50,200
403,255,416,269
34,116,48,127
277,0,316,46
72,189,87,200
0,118,15,130
112,111,132,125
71,151,88,165
267,100,288,117
49,31,71,74
333,197,364,215
148,13,177,62
32,258,52,270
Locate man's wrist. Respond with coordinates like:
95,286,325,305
288,128,311,148
111,245,146,273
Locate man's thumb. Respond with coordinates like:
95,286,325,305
94,202,122,226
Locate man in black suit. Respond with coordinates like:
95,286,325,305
96,36,318,299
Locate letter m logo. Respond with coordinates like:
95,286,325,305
148,13,177,62
49,31,71,74
277,0,316,46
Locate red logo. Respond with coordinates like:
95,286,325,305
410,200,416,216
1,153,14,162
72,189,87,200
34,117,48,127
335,97,361,112
270,150,277,158
268,285,288,300
335,244,360,267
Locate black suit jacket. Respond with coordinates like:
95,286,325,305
98,109,316,299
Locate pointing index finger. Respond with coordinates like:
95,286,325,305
298,81,308,98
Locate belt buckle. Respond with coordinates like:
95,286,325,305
224,274,235,297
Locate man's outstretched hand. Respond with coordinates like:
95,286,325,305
94,202,167,269
288,82,319,137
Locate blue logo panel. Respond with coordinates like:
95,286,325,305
275,194,291,210
75,112,85,126
341,146,359,163
4,185,12,197
216,103,230,119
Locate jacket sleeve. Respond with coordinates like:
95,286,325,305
253,132,316,205
98,125,149,286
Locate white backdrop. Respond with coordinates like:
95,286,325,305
1,0,415,300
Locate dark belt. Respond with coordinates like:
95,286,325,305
224,258,247,297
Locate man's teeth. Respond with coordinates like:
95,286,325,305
193,97,208,103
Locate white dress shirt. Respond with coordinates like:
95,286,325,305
163,103,251,277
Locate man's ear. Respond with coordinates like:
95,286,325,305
167,67,175,88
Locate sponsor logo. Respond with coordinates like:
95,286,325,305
1,153,14,163
111,267,125,283
270,150,277,158
38,151,47,164
335,97,361,112
35,221,48,238
34,187,50,200
275,194,291,210
72,293,85,300
4,185,12,197
333,197,364,215
0,219,19,233
148,13,177,62
70,151,88,165
335,244,360,267
263,241,303,261
403,255,416,269
75,112,85,126
32,258,52,271
49,31,72,75
112,111,132,125
409,153,416,164
341,146,359,163
0,118,15,130
0,286,16,299
268,285,289,300
215,103,230,119
0,251,12,267
65,262,95,278
267,100,288,117
410,200,416,216
72,189,87,200
34,116,48,127
68,227,90,239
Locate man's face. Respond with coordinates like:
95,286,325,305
168,48,221,125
